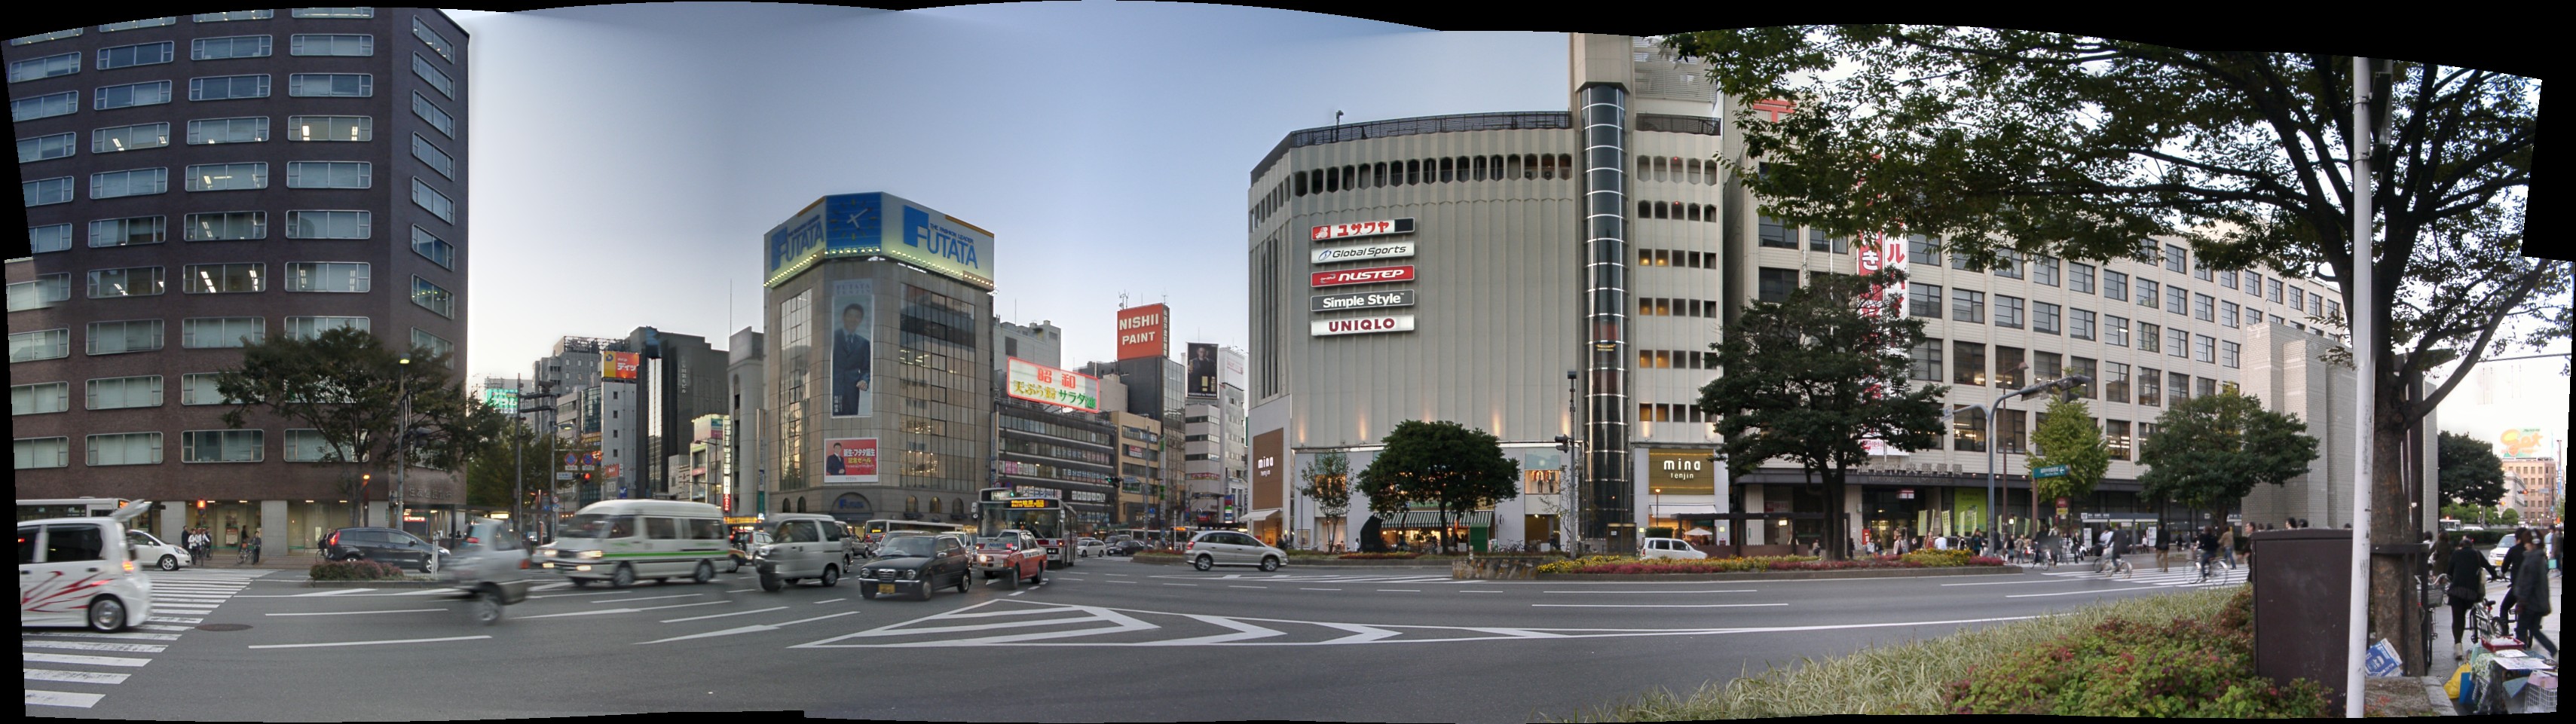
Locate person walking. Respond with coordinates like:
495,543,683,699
2495,528,2531,628
2444,535,2501,658
2217,525,2238,570
2510,531,2550,646
2155,527,2172,572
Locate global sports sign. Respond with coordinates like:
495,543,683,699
1311,289,1416,312
1311,265,1415,288
1311,315,1415,336
1311,241,1416,264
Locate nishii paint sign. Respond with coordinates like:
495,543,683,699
1311,315,1415,336
1309,218,1415,241
1311,265,1415,288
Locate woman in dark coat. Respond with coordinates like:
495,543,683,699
2510,532,2550,646
2444,535,2501,658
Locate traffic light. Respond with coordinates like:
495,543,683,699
1554,435,1572,452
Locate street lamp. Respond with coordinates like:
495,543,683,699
393,356,411,536
1984,373,2091,554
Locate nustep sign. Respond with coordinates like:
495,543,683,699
1311,265,1415,288
1311,315,1415,336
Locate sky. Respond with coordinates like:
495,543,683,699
442,3,1567,385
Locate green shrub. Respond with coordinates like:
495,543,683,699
309,560,408,581
1942,616,2333,716
1900,548,1975,567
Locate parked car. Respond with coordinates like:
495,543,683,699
126,530,190,571
974,530,1048,588
322,527,448,573
855,533,974,601
1638,537,1709,561
441,518,534,625
755,513,854,591
1182,530,1285,572
1075,537,1109,558
1106,536,1145,556
20,501,158,632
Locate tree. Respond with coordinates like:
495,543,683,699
2437,431,2509,508
2497,508,2519,527
214,328,495,527
2028,398,2112,537
2137,389,2322,525
1701,267,1948,561
1354,420,1520,551
465,420,557,512
1666,28,2561,673
1297,450,1353,544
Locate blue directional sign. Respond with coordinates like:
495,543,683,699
2034,465,2070,478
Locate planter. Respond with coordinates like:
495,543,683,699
1453,557,1545,580
1535,565,2021,582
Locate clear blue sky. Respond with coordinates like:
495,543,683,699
444,3,1566,383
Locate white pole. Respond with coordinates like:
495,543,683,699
2345,56,2376,719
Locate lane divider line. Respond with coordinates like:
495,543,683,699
249,635,491,649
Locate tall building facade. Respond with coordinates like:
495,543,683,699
759,192,995,525
724,327,764,518
8,10,470,549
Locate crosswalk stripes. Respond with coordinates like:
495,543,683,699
24,568,271,709
2038,562,2247,588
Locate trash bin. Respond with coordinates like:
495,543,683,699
2251,528,2352,704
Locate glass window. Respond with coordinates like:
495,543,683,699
18,132,75,162
94,80,171,108
2167,328,2189,358
2267,278,2282,301
89,167,167,198
23,176,75,206
285,160,370,188
181,263,263,294
1950,247,1976,270
2033,351,2061,381
411,276,453,318
13,382,72,415
181,430,262,463
286,210,369,239
84,375,162,410
411,54,451,98
2137,367,2163,406
2220,269,2238,289
1908,283,1942,318
186,116,268,145
2105,420,2131,460
194,11,275,22
185,162,268,191
98,18,178,32
2138,322,2161,353
13,90,79,121
2221,301,2241,328
2164,244,2186,273
9,51,80,82
180,373,231,405
2103,314,2129,347
1995,295,2023,328
11,29,84,45
291,8,376,18
84,319,163,354
1950,289,1984,323
1951,405,1987,452
1756,267,1797,303
1908,338,1942,381
286,72,370,97
284,262,368,292
2194,335,2215,362
6,274,71,311
2135,277,2158,308
411,329,451,365
2103,362,2131,403
2070,262,2094,294
1993,250,2022,279
289,34,372,57
410,225,453,269
410,93,452,136
2327,301,2341,321
1807,228,1845,253
412,18,454,62
84,432,161,466
2069,308,2095,341
32,223,74,252
410,134,452,178
2198,377,2218,399
2290,286,2307,311
188,74,270,100
180,317,263,348
2102,269,2128,301
191,35,273,60
2221,341,2241,368
284,429,350,462
86,265,165,295
1908,234,1937,260
90,122,167,153
2033,255,2059,286
10,329,72,362
1953,341,1986,386
1756,215,1791,248
2033,301,2060,335
2068,357,2097,399
96,41,173,69
2194,258,2213,281
283,316,368,339
288,115,371,142
2166,286,2187,315
185,211,265,240
411,179,453,222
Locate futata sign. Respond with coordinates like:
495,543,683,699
1311,265,1415,288
1311,315,1415,336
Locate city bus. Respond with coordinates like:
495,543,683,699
852,518,965,556
977,488,1073,568
16,498,138,523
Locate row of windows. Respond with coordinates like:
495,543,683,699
8,309,451,362
6,261,371,309
1636,247,1714,268
10,75,376,120
1636,155,1721,186
24,173,456,224
28,217,454,268
11,428,378,469
1756,215,1856,252
1638,403,1705,424
1636,297,1716,318
1640,200,1717,222
1944,408,2155,461
1904,234,2342,325
12,11,378,45
5,34,386,83
1254,153,1586,226
1911,337,2240,399
1637,349,1717,369
997,411,1112,446
17,118,454,164
999,437,1112,466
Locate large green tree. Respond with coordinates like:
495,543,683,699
1354,420,1520,550
1666,27,2559,671
2029,398,2112,537
465,420,558,513
1700,267,1948,561
214,328,497,527
2137,389,2323,524
2436,431,2509,508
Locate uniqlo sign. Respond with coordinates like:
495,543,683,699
1311,265,1415,288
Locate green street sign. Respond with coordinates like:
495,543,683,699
2034,465,2070,478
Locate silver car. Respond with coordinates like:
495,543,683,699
441,518,534,625
1182,530,1285,572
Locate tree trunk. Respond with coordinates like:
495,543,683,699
1824,466,1848,561
2369,393,2426,676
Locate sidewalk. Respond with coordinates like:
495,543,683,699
2414,567,2562,715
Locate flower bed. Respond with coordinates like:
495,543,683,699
309,559,409,581
1536,553,2004,575
1943,588,2332,716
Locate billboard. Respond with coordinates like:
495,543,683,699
1253,429,1283,512
1309,218,1414,241
823,438,880,484
601,352,641,380
2499,428,2551,458
482,388,519,414
1115,304,1169,361
1856,230,1912,457
763,192,995,291
1005,357,1101,412
1186,343,1219,399
1312,289,1415,312
1219,347,1247,394
828,278,874,418
1311,265,1415,288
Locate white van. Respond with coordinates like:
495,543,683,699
1638,537,1709,560
18,500,157,631
751,513,855,591
537,499,730,588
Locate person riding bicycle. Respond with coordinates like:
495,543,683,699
2196,526,2222,577
2443,534,2501,658
2102,534,2132,577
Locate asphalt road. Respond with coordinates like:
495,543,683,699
24,556,2247,722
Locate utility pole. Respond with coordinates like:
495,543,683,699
2343,56,2382,714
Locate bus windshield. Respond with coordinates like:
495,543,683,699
559,515,611,540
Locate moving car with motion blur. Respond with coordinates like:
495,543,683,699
754,513,853,591
538,499,730,588
973,530,1047,589
18,500,157,632
1182,530,1286,572
856,533,974,601
321,527,449,573
1075,537,1109,558
125,529,190,571
441,518,534,625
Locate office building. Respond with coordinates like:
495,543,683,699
8,10,470,548
724,327,764,518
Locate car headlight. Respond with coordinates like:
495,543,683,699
899,569,916,580
858,568,876,576
581,550,604,559
757,545,776,557
977,554,990,564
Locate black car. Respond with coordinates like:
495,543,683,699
853,533,974,601
321,527,448,573
1106,536,1146,556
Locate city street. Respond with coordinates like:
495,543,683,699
26,558,2246,722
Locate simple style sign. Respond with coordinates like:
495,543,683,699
1311,265,1415,288
1311,315,1415,336
1309,218,1415,241
1311,289,1416,313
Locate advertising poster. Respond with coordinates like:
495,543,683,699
829,278,874,418
1187,343,1218,398
1856,230,1912,457
482,388,519,414
601,352,641,380
823,438,880,484
2498,428,2550,458
1005,357,1101,412
1115,304,1169,361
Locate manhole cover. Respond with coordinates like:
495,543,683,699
195,623,252,631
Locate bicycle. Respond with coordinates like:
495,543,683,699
2196,552,2218,584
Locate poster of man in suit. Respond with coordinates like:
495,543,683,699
1188,342,1218,398
831,278,873,417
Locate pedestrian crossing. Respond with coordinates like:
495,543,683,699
23,569,271,709
2036,561,2247,588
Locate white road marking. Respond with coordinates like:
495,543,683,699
531,582,571,591
267,608,448,616
22,640,167,653
1300,588,1342,591
592,594,701,603
1377,589,1420,592
25,631,182,640
22,652,151,667
1940,579,2082,586
1106,580,1136,584
662,606,788,623
2005,586,2169,598
727,588,760,593
1228,585,1268,589
153,597,234,603
1106,573,1129,576
1531,603,1788,608
145,616,203,624
25,668,132,684
247,635,492,649
134,625,191,632
297,588,373,597
638,610,858,645
816,598,846,604
1542,589,1759,594
26,689,106,708
1460,591,1504,594
1011,591,1027,597
1164,583,1197,587
1147,615,1283,646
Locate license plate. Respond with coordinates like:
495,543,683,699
878,583,895,595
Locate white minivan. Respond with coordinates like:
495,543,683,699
537,499,730,588
1638,537,1709,560
18,501,157,632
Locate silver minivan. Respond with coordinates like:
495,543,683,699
754,513,852,591
1183,530,1284,572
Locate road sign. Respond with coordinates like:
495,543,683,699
2034,465,2069,478
557,472,573,481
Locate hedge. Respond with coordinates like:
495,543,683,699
309,559,410,581
1944,588,2332,716
1537,553,2005,575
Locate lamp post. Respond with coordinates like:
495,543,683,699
1558,369,1584,554
393,356,411,536
1987,373,2091,554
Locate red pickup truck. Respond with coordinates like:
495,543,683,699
972,530,1047,589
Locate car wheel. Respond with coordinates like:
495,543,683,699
693,561,715,585
570,578,592,588
821,566,840,588
1193,555,1214,571
158,554,179,571
610,564,635,588
1259,556,1280,572
421,555,439,575
916,579,935,601
956,570,973,593
470,591,503,626
1029,564,1044,585
759,572,782,592
87,595,129,633
1002,568,1019,589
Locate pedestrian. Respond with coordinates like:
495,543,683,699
2495,528,2530,628
2155,527,2172,572
2510,530,2550,646
2444,535,2500,658
246,527,262,565
2217,525,2238,570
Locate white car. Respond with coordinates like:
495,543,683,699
126,530,191,571
1075,537,1108,558
20,501,157,632
1639,537,1709,560
1182,530,1286,572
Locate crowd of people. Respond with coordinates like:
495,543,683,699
2438,524,2558,658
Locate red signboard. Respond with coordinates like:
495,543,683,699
1309,218,1413,241
1311,265,1415,288
601,351,641,380
1115,304,1169,361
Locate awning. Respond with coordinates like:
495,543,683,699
1239,509,1280,522
1649,503,1723,515
1375,511,1495,528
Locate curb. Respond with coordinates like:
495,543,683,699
1533,565,2024,582
301,579,448,588
1124,556,1452,569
